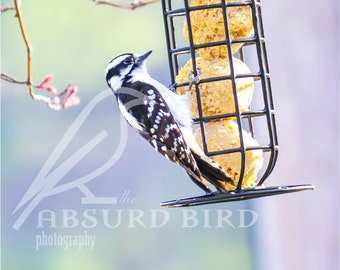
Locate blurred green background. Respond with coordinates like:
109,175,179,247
1,0,339,270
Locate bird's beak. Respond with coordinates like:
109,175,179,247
135,50,152,64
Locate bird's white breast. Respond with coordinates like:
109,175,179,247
147,76,193,128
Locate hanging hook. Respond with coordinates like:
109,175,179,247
187,68,201,92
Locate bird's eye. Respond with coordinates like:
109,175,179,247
123,57,134,65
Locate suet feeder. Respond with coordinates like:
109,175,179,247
160,0,314,207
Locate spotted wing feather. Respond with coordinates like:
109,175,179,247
116,81,212,192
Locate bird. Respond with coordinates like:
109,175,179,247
105,50,234,193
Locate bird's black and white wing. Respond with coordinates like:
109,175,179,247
116,81,212,192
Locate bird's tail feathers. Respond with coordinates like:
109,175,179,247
187,172,214,194
191,151,235,193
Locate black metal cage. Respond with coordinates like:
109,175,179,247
160,0,313,207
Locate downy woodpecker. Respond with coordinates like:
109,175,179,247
105,50,233,193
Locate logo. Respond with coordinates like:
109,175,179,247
11,88,258,250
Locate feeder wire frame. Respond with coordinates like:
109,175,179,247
161,0,279,192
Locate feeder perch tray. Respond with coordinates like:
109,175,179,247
161,184,315,207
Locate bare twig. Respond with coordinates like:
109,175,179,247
1,6,15,12
92,0,158,10
1,74,27,84
1,1,80,110
2,73,80,110
35,75,80,110
13,0,33,97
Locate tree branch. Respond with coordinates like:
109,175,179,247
1,1,80,110
1,6,15,12
92,0,158,10
1,74,27,84
14,0,33,97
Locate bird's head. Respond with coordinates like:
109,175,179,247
105,50,152,91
